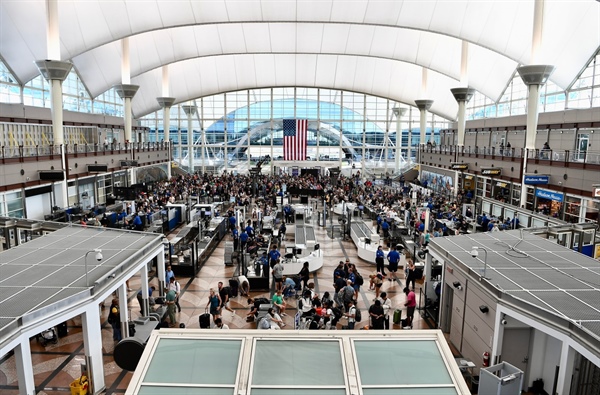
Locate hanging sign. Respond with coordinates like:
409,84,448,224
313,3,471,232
593,185,600,197
535,189,564,202
524,175,550,185
481,168,502,176
451,163,469,171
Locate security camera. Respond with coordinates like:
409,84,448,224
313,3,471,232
94,248,103,261
470,246,479,258
501,319,507,325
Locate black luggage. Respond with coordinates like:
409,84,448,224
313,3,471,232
56,322,68,337
128,321,136,336
229,279,239,298
199,313,211,328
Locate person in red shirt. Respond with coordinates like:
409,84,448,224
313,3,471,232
403,287,416,329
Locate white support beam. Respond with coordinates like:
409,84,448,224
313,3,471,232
81,305,105,394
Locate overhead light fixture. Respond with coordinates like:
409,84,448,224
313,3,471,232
479,305,489,313
453,281,462,290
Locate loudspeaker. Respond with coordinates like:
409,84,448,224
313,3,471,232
88,164,108,172
39,170,65,181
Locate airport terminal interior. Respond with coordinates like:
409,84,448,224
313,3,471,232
1,1,600,395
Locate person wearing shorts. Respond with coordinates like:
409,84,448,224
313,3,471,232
272,259,284,292
387,245,401,284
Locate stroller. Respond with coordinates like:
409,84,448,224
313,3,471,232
39,327,58,346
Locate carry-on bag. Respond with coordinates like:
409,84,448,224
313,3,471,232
199,313,211,328
393,309,402,325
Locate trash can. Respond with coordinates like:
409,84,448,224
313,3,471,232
70,375,88,395
471,375,479,394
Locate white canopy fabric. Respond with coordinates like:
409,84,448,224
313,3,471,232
1,0,598,120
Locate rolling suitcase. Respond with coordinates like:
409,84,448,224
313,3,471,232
199,313,211,328
56,322,68,337
228,279,239,298
393,309,402,325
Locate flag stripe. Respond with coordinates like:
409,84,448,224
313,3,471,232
283,119,308,160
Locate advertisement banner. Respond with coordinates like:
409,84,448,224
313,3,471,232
524,175,549,185
535,189,563,202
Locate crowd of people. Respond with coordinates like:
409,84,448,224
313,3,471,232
102,167,488,336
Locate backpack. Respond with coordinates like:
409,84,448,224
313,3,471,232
354,272,364,286
258,317,271,330
255,297,270,306
354,308,362,322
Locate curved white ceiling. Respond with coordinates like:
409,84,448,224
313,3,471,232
1,0,599,120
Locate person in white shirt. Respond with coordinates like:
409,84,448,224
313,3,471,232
215,318,229,329
168,276,181,313
266,307,285,329
378,292,393,330
344,300,356,330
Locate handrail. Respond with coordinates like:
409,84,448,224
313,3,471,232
419,145,599,164
0,142,172,159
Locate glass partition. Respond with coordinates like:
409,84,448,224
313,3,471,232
251,339,346,392
140,338,242,393
354,339,455,393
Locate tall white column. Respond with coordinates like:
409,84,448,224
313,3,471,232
81,305,105,394
35,61,72,209
415,100,434,179
140,265,150,316
157,246,166,295
117,283,129,338
34,1,72,209
14,340,35,395
451,88,475,147
114,85,139,145
392,107,406,172
157,97,175,178
182,105,197,174
555,342,576,395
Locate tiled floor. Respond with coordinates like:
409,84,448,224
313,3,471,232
0,214,439,394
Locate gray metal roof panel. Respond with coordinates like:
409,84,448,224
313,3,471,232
530,291,600,321
495,269,556,290
0,225,162,340
1,288,62,317
529,269,595,290
429,229,600,344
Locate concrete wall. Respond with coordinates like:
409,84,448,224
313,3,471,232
462,108,600,130
0,103,127,126
443,262,497,375
528,329,562,393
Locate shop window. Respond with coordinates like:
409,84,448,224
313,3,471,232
564,196,581,223
525,186,535,211
511,185,521,207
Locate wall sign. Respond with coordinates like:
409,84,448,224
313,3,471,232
524,175,549,185
451,163,469,171
481,168,502,176
535,189,564,202
593,185,600,197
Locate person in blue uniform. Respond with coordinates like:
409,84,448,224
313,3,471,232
375,245,386,275
386,245,401,284
268,244,281,268
232,226,239,251
240,229,249,252
381,219,390,239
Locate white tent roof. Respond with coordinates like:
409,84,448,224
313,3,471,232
1,0,598,119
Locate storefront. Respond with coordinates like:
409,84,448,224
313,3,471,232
535,188,564,218
492,181,510,202
421,168,454,197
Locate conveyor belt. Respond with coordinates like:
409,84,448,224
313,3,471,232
305,226,316,244
351,222,371,239
295,226,306,246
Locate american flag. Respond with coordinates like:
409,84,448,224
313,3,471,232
283,119,308,160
